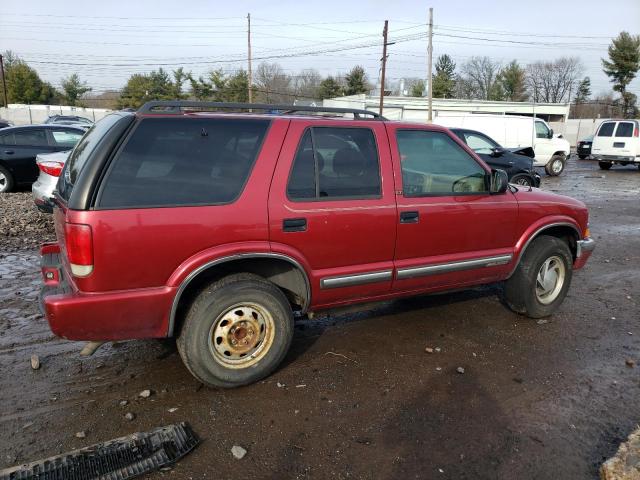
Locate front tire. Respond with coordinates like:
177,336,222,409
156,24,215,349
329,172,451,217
503,235,573,319
177,273,294,388
544,155,565,176
598,161,612,170
510,174,534,187
0,165,14,193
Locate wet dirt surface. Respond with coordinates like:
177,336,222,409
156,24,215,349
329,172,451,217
1,156,639,479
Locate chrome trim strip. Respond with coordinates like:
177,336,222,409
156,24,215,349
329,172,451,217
507,222,581,277
167,253,311,336
320,270,393,289
396,254,512,280
576,238,595,258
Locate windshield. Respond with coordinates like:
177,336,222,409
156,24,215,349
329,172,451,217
57,114,122,201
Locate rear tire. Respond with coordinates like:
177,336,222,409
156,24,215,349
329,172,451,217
0,166,14,193
598,161,612,170
503,235,573,319
544,155,565,176
177,273,294,388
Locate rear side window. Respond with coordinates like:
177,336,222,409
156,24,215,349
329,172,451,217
615,122,634,138
597,122,615,137
50,129,84,148
98,117,269,209
287,127,381,200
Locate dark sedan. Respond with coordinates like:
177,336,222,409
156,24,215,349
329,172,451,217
0,125,85,193
450,128,541,187
577,135,593,159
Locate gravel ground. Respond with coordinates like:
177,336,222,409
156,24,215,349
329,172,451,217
0,156,639,479
0,192,55,251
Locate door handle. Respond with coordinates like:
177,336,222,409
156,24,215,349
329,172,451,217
283,218,307,232
4,150,14,155
400,211,419,224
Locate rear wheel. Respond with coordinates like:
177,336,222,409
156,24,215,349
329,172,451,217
0,166,14,193
545,155,565,176
503,235,573,319
598,161,612,170
177,273,294,388
510,174,534,187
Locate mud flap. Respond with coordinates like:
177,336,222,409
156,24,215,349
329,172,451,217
0,422,199,480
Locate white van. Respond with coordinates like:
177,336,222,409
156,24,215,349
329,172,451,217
590,119,640,170
433,114,571,176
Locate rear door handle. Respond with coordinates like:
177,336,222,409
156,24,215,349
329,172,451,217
283,218,307,232
400,211,419,223
4,150,14,155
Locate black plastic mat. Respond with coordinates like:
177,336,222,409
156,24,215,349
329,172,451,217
0,422,199,480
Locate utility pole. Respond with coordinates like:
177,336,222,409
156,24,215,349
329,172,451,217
247,13,253,103
0,55,7,108
427,8,433,122
379,20,388,116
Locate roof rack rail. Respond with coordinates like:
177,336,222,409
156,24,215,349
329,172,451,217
138,101,385,120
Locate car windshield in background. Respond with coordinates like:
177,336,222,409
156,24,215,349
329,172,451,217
57,114,123,201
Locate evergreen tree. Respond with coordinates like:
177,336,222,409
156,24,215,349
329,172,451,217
432,54,456,98
498,61,528,101
61,74,91,106
574,77,591,103
344,66,369,95
602,31,640,118
318,77,343,100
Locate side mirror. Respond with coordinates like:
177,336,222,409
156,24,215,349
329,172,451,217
490,147,504,157
490,169,509,194
547,128,554,139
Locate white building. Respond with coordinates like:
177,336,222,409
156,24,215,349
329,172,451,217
323,94,570,123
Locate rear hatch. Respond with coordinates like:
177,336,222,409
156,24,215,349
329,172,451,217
592,120,639,159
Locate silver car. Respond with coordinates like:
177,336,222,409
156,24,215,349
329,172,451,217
32,150,70,212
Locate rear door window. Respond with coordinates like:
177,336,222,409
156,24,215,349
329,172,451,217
98,117,270,209
614,122,634,138
287,127,381,200
13,129,48,146
597,122,616,137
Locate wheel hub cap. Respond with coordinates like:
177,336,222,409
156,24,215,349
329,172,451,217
552,160,562,173
535,255,566,305
208,303,274,368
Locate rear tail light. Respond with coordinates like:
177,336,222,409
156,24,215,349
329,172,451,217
64,223,93,277
37,159,65,177
634,126,639,137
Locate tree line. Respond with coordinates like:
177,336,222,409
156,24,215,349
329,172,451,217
1,31,638,118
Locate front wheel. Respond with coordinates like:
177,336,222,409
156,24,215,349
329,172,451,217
544,155,565,176
510,174,534,187
0,166,14,193
598,161,612,170
503,235,573,318
177,273,294,388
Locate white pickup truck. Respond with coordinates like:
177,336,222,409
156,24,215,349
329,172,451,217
433,114,571,176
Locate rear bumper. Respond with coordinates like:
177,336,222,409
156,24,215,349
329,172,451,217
39,243,175,341
591,155,639,163
574,237,595,270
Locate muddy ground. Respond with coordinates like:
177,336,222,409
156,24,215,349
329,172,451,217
1,156,639,479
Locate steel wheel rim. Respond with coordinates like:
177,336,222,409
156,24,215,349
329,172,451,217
515,177,531,186
208,302,275,369
551,160,563,173
0,172,6,192
535,255,566,305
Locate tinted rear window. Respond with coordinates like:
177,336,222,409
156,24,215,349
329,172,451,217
58,114,122,201
615,122,634,138
597,122,615,137
98,117,269,209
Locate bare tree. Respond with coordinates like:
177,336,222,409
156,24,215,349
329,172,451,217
526,57,583,103
294,69,322,100
254,62,293,103
460,56,502,100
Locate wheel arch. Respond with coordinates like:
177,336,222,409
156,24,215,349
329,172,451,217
168,253,311,337
508,222,580,278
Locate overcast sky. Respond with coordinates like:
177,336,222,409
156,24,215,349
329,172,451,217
1,0,639,98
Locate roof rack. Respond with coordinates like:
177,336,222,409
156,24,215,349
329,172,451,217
138,101,385,120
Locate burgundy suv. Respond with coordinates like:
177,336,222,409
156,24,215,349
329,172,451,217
40,102,595,388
